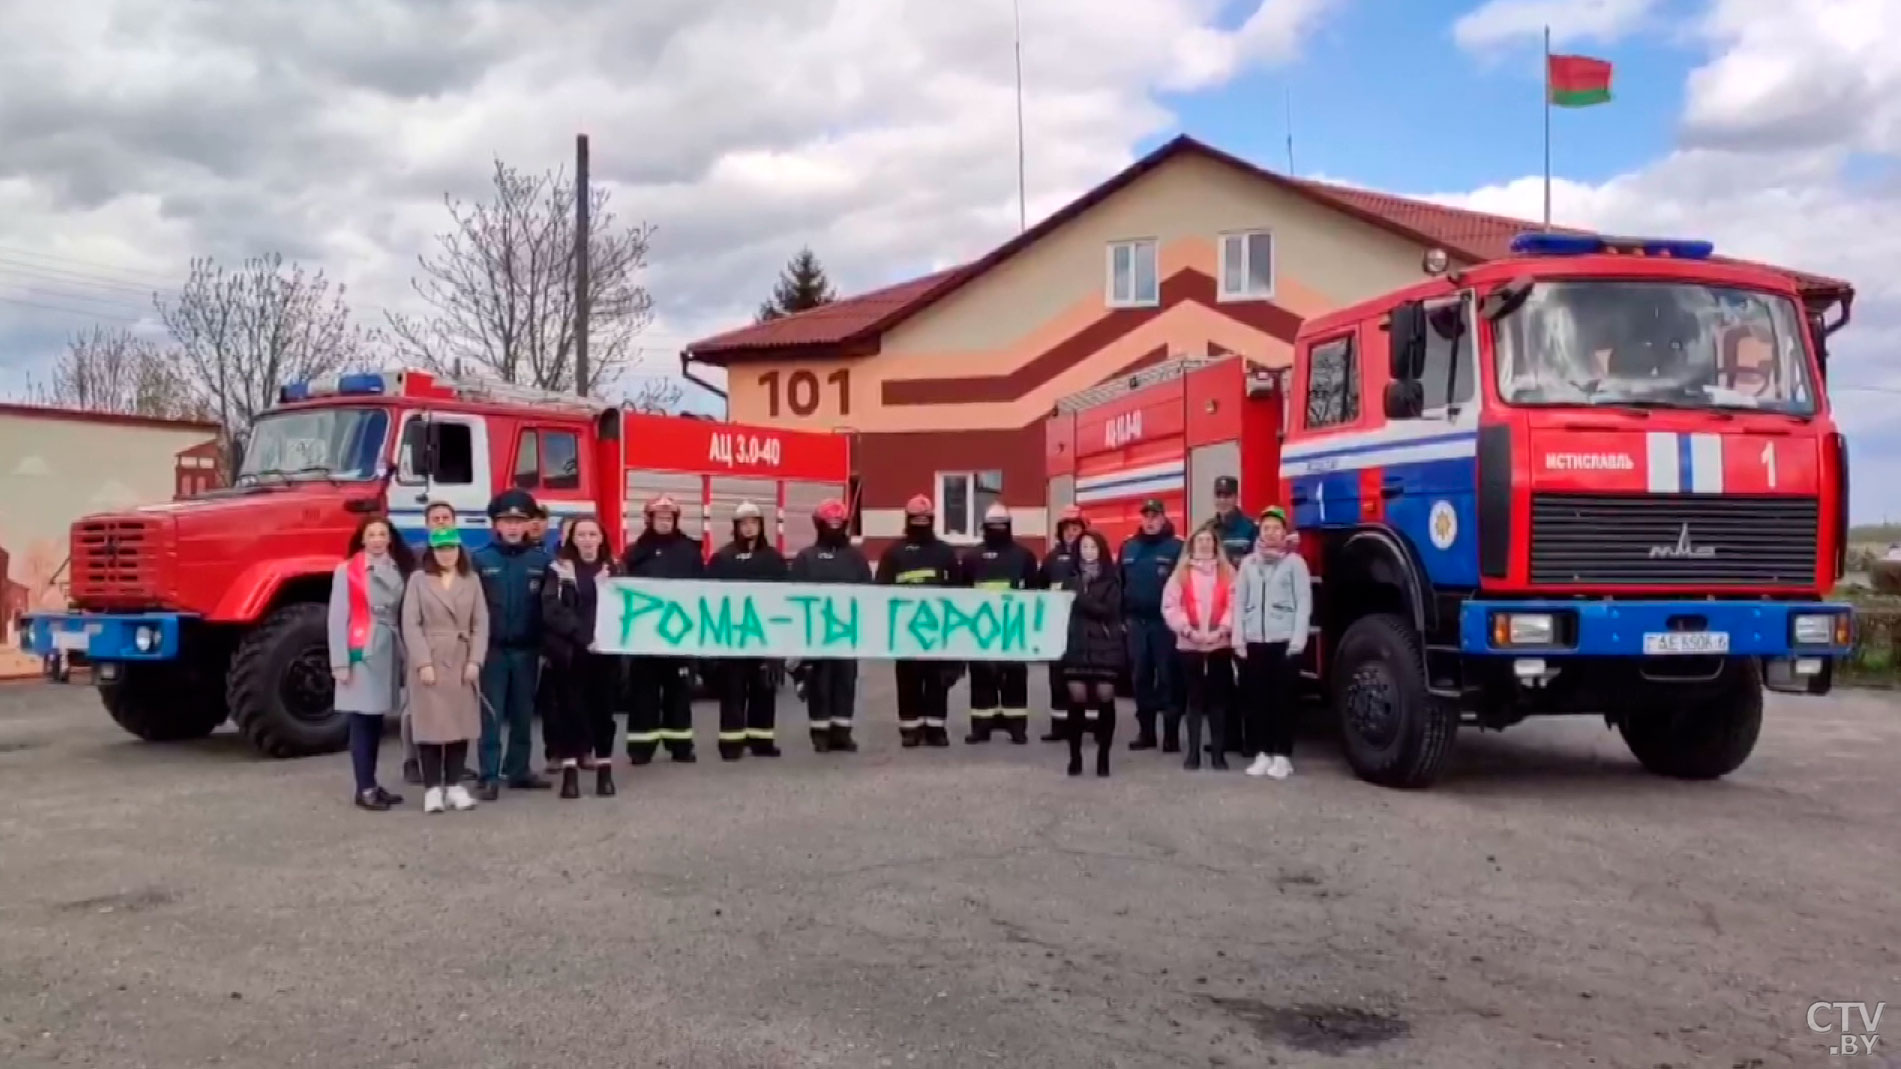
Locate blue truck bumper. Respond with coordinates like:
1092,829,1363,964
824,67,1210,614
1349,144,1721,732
19,612,190,661
1457,599,1855,659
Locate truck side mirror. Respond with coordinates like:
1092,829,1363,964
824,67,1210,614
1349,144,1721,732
418,421,442,479
1384,380,1424,420
1389,301,1428,380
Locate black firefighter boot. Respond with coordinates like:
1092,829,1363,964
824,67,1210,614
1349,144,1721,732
829,722,859,752
1005,713,1029,745
1042,717,1067,742
810,722,833,753
719,736,747,762
925,722,951,748
559,763,581,800
749,733,782,759
1066,710,1086,777
1162,710,1183,754
900,723,922,748
596,763,617,797
965,713,994,745
1129,709,1158,751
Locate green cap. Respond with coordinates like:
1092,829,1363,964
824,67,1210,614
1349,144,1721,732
1258,505,1289,527
427,527,463,549
1140,498,1165,515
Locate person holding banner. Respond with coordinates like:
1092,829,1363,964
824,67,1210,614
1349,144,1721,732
875,494,962,748
787,498,872,752
1036,506,1087,742
621,494,705,764
961,503,1040,745
540,517,622,799
1057,530,1125,777
707,501,788,760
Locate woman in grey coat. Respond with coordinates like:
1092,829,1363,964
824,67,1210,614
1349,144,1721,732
328,516,417,811
1231,506,1312,781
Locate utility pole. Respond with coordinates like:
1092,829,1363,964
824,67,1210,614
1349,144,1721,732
1012,0,1027,232
573,133,592,397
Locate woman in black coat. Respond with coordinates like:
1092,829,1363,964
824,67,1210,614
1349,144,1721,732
1057,530,1125,777
540,517,623,799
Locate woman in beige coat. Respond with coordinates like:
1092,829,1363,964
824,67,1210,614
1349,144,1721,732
401,528,490,814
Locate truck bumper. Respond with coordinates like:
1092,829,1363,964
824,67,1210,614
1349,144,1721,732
19,612,190,662
1457,599,1854,661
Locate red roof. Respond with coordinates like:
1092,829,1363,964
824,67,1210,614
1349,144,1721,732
687,135,1853,362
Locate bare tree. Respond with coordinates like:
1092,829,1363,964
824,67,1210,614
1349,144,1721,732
387,158,656,396
156,253,379,438
24,326,204,420
627,376,685,414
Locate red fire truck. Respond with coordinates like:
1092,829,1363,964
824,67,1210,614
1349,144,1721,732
1048,233,1855,788
18,369,850,758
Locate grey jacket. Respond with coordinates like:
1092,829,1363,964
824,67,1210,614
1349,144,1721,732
326,556,407,714
1232,550,1313,654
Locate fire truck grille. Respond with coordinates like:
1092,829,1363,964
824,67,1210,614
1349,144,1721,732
70,518,162,601
1528,493,1819,588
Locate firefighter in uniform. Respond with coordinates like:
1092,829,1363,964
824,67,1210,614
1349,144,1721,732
962,503,1039,744
471,489,554,800
788,498,872,752
620,494,704,763
708,501,787,760
1037,505,1087,742
875,494,962,747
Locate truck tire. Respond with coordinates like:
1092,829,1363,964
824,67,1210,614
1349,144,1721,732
99,661,228,742
1332,612,1459,788
227,603,347,759
1618,659,1764,780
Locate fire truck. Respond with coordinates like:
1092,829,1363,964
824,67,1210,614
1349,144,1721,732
1047,233,1855,788
18,369,851,758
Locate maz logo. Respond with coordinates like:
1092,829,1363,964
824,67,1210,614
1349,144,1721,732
1647,524,1716,560
1105,411,1143,449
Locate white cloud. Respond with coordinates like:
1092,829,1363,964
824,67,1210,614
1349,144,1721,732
0,0,1343,401
1453,0,1660,52
1430,0,1901,521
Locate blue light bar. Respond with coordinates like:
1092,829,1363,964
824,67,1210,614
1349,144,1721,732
279,382,311,402
1510,232,1714,260
335,372,390,395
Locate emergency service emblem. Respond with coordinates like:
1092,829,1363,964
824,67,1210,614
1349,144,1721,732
1428,500,1458,550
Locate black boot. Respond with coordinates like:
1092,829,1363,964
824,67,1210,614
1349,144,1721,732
1130,711,1157,751
1042,719,1066,742
1184,710,1203,771
1209,710,1230,771
900,725,921,748
595,765,617,797
627,746,655,767
1005,716,1029,745
559,765,580,799
670,744,698,764
719,741,746,762
965,717,993,745
475,780,501,802
750,737,782,758
830,723,858,752
1096,704,1116,777
926,724,950,747
1066,709,1085,777
811,726,833,753
1162,711,1182,754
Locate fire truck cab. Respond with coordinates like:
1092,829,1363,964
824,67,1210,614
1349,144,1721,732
19,369,850,758
1285,233,1853,787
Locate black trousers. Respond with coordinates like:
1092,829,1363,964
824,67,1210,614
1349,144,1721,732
546,651,621,761
893,660,948,737
968,662,1029,739
628,656,695,760
804,659,858,729
417,741,469,789
1178,648,1233,754
718,658,778,754
1239,642,1295,757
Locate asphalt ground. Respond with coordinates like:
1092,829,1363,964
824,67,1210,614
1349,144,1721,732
0,670,1896,1069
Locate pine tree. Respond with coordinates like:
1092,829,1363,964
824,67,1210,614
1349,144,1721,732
756,247,837,322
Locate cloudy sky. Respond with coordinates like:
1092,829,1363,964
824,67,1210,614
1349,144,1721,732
1,0,1897,519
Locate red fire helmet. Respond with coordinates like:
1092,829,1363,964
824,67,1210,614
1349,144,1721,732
814,498,849,524
904,494,934,517
645,494,680,516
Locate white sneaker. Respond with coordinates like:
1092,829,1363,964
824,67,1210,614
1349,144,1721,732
423,787,445,814
1267,756,1293,780
1245,754,1272,777
444,784,477,811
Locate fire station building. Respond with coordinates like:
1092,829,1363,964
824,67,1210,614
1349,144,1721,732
682,135,1849,555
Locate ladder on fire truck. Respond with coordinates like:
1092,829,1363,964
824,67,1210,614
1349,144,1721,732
1053,352,1283,413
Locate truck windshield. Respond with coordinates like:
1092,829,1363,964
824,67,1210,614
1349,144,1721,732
1493,280,1818,415
236,407,390,484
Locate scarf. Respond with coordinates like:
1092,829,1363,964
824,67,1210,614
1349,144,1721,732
345,552,374,665
1179,558,1229,630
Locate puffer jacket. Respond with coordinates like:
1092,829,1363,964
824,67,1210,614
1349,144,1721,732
1059,567,1126,677
1162,558,1234,653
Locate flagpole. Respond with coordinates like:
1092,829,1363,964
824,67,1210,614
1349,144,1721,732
1542,24,1552,230
1013,0,1027,233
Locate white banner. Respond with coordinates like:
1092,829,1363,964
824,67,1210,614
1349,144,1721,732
594,579,1073,661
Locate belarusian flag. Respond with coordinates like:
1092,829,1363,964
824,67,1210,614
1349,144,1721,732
1548,54,1612,107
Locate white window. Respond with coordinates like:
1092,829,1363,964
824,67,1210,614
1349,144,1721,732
1106,239,1159,307
935,469,1003,540
1219,230,1274,300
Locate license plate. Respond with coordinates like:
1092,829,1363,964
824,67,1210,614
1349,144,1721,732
52,631,88,652
1642,631,1729,655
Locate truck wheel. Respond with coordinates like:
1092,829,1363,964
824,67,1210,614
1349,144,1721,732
1618,659,1764,780
227,603,347,758
99,662,227,742
1332,612,1459,788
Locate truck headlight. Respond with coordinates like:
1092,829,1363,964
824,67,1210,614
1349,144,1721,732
133,626,156,652
1791,613,1847,647
1492,612,1555,647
